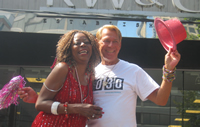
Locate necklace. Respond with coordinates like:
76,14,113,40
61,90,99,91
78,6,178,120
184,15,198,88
75,66,89,103
102,64,117,86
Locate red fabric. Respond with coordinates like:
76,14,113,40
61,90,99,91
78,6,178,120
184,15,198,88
32,65,93,127
50,58,57,69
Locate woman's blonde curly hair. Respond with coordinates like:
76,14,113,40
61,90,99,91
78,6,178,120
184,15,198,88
55,30,100,74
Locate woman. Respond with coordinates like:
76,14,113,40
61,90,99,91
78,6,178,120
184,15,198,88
20,30,103,127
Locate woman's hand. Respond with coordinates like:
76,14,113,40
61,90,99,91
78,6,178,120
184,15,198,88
18,87,38,103
68,103,103,119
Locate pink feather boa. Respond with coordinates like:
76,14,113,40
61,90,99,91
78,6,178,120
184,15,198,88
0,75,26,110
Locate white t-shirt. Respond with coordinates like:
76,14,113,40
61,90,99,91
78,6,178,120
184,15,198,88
87,59,160,127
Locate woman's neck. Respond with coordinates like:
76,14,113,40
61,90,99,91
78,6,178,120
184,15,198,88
74,64,89,86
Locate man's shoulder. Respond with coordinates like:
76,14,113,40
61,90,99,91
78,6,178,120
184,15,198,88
119,59,140,68
95,63,101,69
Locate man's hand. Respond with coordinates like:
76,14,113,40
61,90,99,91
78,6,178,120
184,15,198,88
164,48,181,70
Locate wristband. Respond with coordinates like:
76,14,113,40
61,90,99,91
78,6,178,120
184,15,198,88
162,65,176,82
163,66,176,73
51,101,60,115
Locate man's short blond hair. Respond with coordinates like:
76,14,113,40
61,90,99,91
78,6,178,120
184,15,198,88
96,25,122,42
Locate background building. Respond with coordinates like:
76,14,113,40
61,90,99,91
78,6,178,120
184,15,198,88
0,0,200,126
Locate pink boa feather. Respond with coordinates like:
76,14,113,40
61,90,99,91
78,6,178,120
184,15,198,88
0,75,26,110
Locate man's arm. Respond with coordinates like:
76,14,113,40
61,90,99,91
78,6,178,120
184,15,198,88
147,48,181,106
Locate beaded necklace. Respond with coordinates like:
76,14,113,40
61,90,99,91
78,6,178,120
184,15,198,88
75,66,89,103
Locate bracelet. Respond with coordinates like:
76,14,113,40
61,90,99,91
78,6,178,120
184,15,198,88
43,82,63,92
51,102,60,115
162,65,176,82
64,102,68,118
163,65,176,73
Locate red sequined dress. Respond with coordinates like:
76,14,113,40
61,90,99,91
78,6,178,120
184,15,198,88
32,66,93,127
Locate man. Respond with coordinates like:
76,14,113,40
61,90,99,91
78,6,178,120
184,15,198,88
87,25,180,127
18,25,180,127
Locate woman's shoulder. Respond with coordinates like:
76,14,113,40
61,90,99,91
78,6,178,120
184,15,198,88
57,62,68,67
53,62,69,73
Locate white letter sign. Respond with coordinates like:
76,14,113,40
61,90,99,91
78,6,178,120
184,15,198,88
172,0,200,13
86,0,97,8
